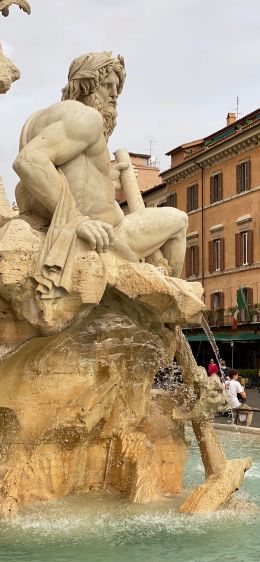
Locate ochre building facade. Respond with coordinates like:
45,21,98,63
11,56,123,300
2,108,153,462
141,110,260,368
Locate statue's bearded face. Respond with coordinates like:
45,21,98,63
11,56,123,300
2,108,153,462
83,70,120,139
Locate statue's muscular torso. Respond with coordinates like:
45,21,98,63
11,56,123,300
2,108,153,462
17,100,124,227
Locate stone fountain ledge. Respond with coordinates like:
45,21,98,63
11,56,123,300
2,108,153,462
213,422,260,436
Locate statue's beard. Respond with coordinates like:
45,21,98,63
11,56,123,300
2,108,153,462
83,92,117,139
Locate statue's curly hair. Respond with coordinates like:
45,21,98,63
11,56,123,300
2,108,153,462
61,52,126,102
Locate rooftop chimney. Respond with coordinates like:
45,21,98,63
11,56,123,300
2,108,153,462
226,112,236,126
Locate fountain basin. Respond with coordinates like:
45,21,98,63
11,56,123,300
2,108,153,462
0,429,259,562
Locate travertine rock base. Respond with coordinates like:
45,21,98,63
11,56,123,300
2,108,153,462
0,302,188,515
107,426,187,503
180,457,252,514
0,43,20,94
0,215,251,516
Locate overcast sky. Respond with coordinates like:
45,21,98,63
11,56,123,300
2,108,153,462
1,0,260,202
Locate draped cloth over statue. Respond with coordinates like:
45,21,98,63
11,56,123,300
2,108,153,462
33,169,208,318
34,170,87,299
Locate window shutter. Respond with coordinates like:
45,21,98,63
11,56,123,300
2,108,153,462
185,247,190,277
208,240,214,273
194,245,199,276
218,172,223,200
167,193,177,207
247,287,253,307
173,192,177,207
245,160,250,190
210,293,214,310
236,164,241,193
219,291,224,309
247,229,253,264
194,184,198,209
220,238,225,270
235,233,241,267
210,176,214,204
187,187,191,212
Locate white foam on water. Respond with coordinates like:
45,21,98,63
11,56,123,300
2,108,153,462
7,499,258,544
245,462,260,479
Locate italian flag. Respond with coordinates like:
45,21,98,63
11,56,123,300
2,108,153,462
232,288,248,330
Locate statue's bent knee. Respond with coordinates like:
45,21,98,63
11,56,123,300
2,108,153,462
168,208,188,231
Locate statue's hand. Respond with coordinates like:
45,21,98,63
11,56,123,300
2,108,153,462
77,219,115,253
109,162,129,191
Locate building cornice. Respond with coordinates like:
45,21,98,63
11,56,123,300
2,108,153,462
162,125,260,185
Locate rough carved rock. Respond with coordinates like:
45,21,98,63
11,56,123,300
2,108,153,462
0,44,20,93
180,457,252,514
0,216,206,335
108,427,187,503
0,1,31,94
0,178,16,223
0,214,252,516
0,0,31,17
0,301,188,515
0,46,252,517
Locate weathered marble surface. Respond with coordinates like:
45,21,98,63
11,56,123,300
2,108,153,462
0,50,252,516
0,215,206,334
0,44,20,94
0,290,188,515
0,2,31,93
0,1,30,17
0,227,249,516
180,457,252,514
13,52,188,300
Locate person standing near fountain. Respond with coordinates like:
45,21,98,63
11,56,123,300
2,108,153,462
220,358,230,379
228,369,253,426
207,359,219,377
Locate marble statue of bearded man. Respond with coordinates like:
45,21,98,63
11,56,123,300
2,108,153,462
13,51,188,299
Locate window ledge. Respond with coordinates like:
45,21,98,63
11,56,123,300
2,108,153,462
235,214,252,225
209,224,224,233
187,231,199,239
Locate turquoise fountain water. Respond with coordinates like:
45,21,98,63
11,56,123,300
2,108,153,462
0,430,259,562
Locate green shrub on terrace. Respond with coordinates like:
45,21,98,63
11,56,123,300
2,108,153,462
239,369,259,378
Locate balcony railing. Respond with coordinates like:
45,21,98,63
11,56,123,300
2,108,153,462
206,308,260,327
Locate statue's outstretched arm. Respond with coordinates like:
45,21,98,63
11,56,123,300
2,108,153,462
114,150,144,213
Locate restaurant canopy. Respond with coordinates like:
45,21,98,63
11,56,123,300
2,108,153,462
187,333,260,342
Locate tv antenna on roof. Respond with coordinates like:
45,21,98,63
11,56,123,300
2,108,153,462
147,138,157,156
145,139,159,167
234,96,241,119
